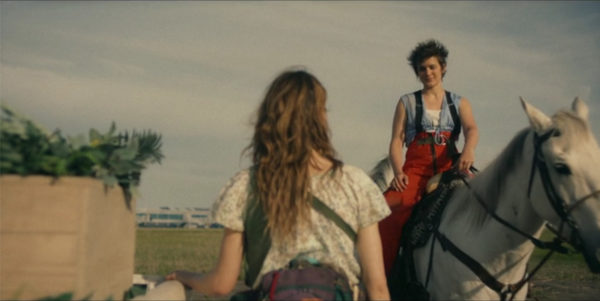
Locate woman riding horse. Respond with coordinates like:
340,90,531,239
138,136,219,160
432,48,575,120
379,39,479,274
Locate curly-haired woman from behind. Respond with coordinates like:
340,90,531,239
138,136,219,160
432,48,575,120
166,68,391,300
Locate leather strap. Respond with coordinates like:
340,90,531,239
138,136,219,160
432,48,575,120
435,230,529,301
414,90,424,134
446,91,461,141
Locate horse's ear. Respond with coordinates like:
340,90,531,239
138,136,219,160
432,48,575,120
572,97,589,121
520,97,552,133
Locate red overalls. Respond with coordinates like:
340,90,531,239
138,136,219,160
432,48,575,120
379,131,457,274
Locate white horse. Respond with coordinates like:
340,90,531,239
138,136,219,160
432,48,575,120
370,98,600,300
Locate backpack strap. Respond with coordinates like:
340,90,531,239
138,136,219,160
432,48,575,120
243,176,271,287
243,175,357,287
311,195,357,242
445,90,461,141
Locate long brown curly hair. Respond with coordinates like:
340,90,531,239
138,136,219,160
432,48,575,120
246,68,342,242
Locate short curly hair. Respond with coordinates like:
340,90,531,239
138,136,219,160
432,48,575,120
408,39,449,77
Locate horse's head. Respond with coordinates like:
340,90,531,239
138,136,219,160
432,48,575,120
522,97,600,273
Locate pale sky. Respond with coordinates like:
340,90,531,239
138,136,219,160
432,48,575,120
2,1,599,209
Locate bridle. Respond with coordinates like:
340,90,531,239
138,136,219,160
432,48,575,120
429,128,600,301
527,128,600,249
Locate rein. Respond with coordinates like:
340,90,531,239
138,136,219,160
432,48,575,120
435,176,566,301
451,177,567,301
431,129,599,301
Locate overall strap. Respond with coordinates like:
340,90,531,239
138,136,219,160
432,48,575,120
445,91,461,141
244,186,357,287
414,90,424,133
415,90,461,139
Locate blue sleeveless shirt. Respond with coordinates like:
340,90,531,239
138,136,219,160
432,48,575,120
400,91,462,145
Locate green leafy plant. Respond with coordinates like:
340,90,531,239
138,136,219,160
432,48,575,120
0,104,164,202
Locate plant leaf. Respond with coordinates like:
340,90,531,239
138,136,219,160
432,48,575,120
102,175,119,187
89,129,102,147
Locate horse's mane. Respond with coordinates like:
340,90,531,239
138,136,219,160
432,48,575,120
369,156,393,192
456,128,531,227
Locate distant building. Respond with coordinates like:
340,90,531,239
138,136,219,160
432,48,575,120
136,207,211,228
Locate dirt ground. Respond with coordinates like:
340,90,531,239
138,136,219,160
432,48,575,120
528,278,600,301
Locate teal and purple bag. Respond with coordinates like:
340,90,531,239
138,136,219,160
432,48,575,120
258,259,353,301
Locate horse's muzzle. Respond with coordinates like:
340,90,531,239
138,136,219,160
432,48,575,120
578,231,600,273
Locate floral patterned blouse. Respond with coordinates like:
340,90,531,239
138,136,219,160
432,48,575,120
211,164,391,288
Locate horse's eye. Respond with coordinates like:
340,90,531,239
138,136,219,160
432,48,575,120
554,163,571,175
552,129,562,137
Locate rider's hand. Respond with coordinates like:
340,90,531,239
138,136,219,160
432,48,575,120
165,270,194,289
165,271,180,281
391,172,409,192
457,149,475,173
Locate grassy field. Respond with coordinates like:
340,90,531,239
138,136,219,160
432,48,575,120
135,228,599,299
526,231,600,300
135,228,224,276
